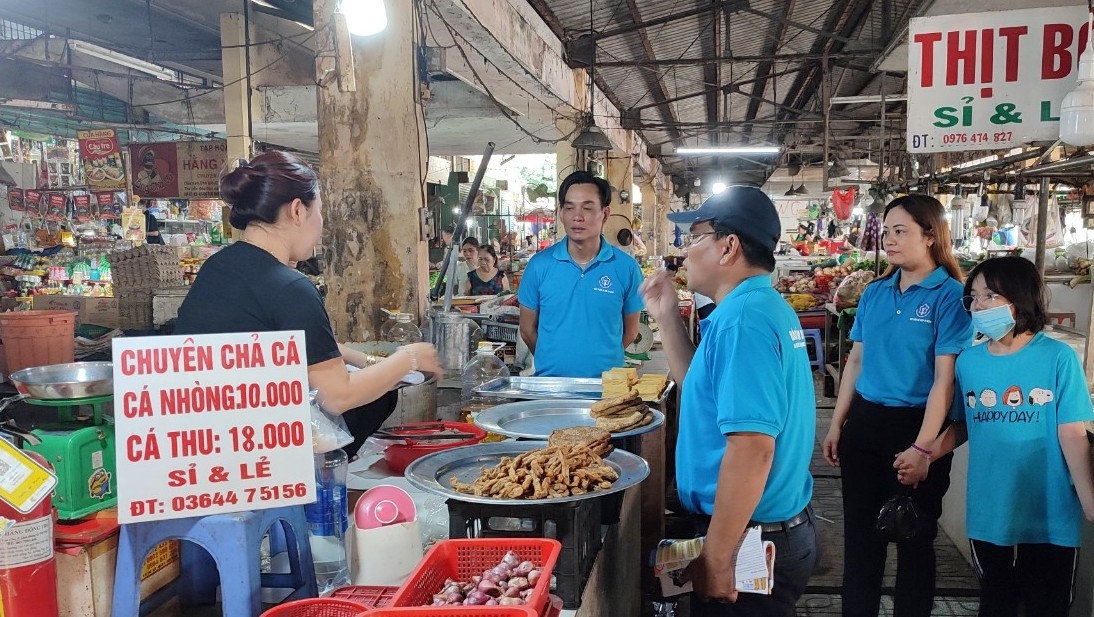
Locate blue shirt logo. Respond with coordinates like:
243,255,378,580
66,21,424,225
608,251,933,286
916,303,931,318
599,276,612,289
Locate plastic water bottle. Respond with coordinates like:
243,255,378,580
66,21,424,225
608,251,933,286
304,449,350,594
380,311,422,344
460,342,508,417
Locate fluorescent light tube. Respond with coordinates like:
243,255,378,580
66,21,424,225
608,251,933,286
676,147,780,155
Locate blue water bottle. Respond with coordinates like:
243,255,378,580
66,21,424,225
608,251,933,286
304,449,350,593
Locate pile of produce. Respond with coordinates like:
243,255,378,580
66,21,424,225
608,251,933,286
450,443,618,499
427,551,542,607
813,261,857,278
776,258,869,311
785,294,818,311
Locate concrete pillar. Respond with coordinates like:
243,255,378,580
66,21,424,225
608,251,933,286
606,132,634,220
220,13,253,162
314,0,428,341
555,114,580,243
636,175,656,255
654,182,674,257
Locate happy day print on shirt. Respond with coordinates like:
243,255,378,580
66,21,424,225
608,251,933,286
966,385,1054,424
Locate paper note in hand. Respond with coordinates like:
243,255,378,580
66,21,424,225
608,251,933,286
652,526,776,597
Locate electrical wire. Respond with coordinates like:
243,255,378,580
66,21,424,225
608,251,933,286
130,28,319,108
426,2,579,146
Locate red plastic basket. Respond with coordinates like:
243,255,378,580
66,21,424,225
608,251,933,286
362,608,535,617
331,586,399,609
390,538,562,615
260,598,369,617
543,595,563,617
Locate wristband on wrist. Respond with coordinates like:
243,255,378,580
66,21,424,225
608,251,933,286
910,443,933,458
400,347,419,371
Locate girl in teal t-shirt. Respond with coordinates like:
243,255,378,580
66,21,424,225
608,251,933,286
909,256,1094,617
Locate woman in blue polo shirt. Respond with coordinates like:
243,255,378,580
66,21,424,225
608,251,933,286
910,257,1094,617
821,195,972,617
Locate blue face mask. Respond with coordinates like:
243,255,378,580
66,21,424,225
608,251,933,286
971,304,1015,340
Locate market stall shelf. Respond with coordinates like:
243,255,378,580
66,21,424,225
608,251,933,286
472,399,665,440
403,441,649,506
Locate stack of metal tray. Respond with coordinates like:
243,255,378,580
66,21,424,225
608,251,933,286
473,399,665,440
474,376,675,408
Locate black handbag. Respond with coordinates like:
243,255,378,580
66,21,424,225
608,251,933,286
875,493,921,542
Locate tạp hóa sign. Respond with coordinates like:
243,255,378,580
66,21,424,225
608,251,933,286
907,6,1090,153
128,141,227,199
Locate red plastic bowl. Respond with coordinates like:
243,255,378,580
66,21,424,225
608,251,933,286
383,421,487,473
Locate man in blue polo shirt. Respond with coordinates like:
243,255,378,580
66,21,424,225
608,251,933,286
642,186,816,616
518,171,644,377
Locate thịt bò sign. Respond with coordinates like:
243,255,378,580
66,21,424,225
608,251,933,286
908,6,1090,153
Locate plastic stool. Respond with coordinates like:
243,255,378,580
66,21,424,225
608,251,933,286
803,328,824,371
112,506,317,617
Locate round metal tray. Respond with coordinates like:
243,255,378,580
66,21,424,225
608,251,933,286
9,362,113,400
473,399,664,440
403,441,650,505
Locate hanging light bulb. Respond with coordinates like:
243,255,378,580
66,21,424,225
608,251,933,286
340,0,388,37
1061,7,1094,145
571,1,614,152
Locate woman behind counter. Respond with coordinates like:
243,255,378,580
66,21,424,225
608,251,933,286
466,245,509,295
174,151,442,414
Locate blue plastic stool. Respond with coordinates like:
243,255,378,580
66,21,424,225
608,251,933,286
112,506,317,617
803,328,824,371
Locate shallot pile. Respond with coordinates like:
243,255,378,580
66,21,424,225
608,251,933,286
427,550,542,607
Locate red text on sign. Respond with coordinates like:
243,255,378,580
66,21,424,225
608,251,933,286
913,21,1092,87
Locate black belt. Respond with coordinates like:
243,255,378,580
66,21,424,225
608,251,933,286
749,507,810,534
689,507,811,535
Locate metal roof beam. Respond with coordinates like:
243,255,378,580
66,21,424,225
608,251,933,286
631,73,854,120
596,51,880,68
623,0,684,145
741,0,795,144
739,6,856,46
591,0,747,42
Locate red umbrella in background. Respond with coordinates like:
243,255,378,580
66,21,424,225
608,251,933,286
518,207,554,223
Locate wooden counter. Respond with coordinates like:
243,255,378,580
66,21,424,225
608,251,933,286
566,486,642,617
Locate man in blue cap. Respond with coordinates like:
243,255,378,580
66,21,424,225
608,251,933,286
642,186,817,616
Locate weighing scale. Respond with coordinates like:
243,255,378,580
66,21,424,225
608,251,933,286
624,311,655,361
2,394,116,520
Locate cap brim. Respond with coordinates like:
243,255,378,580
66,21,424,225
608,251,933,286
666,209,711,225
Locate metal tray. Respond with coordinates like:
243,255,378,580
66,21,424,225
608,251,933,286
473,399,664,440
9,362,113,400
403,441,650,505
475,376,675,407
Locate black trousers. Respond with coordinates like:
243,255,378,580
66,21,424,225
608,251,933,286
340,389,399,459
970,540,1078,617
688,509,819,617
838,394,953,617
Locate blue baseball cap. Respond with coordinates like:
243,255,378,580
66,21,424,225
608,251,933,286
667,186,781,253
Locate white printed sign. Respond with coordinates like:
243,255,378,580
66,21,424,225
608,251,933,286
908,6,1090,152
113,331,314,523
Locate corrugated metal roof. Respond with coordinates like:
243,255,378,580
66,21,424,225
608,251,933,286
527,0,931,179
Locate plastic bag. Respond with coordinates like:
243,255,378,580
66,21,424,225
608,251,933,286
834,270,875,309
310,390,354,453
875,493,921,542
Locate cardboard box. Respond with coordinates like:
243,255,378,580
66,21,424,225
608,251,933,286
32,296,119,329
56,535,179,617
